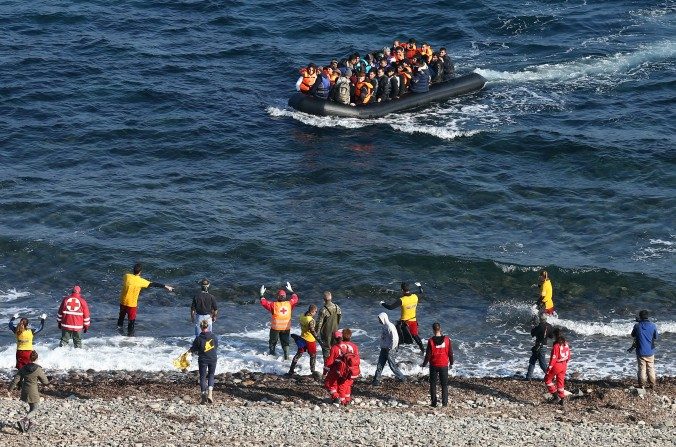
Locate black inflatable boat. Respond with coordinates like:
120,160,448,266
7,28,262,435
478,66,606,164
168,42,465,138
288,72,486,118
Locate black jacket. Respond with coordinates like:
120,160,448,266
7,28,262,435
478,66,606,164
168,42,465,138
442,55,455,80
388,75,400,99
376,75,391,101
191,331,218,363
530,322,553,348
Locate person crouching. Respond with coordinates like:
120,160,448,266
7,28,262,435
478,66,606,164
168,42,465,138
189,319,218,404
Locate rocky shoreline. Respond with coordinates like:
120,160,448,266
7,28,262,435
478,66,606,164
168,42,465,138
1,371,674,446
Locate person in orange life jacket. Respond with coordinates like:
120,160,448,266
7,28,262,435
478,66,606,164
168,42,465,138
323,328,360,405
418,42,433,63
386,65,400,100
260,282,299,360
353,71,374,106
189,319,218,404
381,282,425,352
118,262,174,337
410,64,431,94
8,313,46,369
296,63,318,93
288,304,321,377
438,47,455,80
371,312,406,386
8,350,49,433
57,285,91,348
526,313,554,380
375,67,391,102
544,328,571,405
396,62,413,97
404,38,418,60
421,322,454,407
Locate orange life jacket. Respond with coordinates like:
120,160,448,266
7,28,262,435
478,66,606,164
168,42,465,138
299,69,317,93
398,69,412,87
271,301,292,331
418,47,433,62
354,80,373,105
328,71,339,85
405,45,417,60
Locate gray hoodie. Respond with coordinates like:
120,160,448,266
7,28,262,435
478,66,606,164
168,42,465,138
378,312,399,350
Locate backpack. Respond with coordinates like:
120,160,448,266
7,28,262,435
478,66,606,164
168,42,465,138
336,81,351,104
337,350,360,379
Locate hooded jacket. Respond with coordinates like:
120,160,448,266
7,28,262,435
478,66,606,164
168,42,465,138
9,362,49,404
378,312,399,350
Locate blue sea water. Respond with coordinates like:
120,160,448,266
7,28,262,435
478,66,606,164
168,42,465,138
0,0,674,379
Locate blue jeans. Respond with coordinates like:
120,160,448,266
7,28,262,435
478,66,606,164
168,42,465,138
194,315,212,337
526,346,548,378
372,348,406,383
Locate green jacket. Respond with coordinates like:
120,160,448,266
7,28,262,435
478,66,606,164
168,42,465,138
316,302,341,346
9,362,49,404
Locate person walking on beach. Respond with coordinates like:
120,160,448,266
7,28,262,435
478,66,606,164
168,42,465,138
525,313,553,380
7,350,49,433
324,328,360,405
371,312,406,386
260,282,299,360
8,313,47,369
381,282,424,352
421,322,454,407
544,329,571,405
189,319,218,404
190,278,218,337
117,262,174,337
56,285,91,348
630,310,658,389
316,291,342,361
288,304,320,377
537,270,555,315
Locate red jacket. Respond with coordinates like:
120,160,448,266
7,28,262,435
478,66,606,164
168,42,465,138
57,292,91,331
424,335,453,367
324,341,360,377
548,342,571,368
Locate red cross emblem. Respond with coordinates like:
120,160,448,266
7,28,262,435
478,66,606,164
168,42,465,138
279,307,288,314
66,298,81,312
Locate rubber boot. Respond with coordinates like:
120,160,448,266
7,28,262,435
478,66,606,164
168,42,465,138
117,315,125,331
526,363,535,380
309,356,317,376
287,360,298,376
127,320,136,337
282,345,289,361
207,387,214,404
200,391,207,405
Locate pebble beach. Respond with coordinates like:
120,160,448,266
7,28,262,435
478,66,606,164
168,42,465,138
2,371,674,447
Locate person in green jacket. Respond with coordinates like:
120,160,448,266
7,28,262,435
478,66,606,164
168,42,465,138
316,291,342,361
8,350,49,433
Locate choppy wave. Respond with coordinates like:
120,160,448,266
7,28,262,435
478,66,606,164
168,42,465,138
0,289,30,302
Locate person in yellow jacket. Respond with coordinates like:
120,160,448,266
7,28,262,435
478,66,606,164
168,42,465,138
381,282,425,352
117,262,174,336
8,313,46,369
288,304,320,377
538,270,556,315
260,282,299,359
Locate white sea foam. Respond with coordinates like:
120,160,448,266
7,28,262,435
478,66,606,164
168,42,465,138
0,289,30,302
475,40,675,85
549,315,676,337
632,235,676,261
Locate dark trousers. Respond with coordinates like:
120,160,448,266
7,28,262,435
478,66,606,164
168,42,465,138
429,365,449,406
198,360,217,392
269,329,290,358
526,346,548,379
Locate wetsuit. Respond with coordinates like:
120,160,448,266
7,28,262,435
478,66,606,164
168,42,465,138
526,320,553,379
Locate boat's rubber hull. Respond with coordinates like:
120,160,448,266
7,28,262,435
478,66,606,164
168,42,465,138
288,72,486,118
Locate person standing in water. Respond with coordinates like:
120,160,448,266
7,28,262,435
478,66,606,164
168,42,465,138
190,278,218,337
260,282,299,360
381,282,425,352
8,313,46,369
537,270,556,315
117,262,174,337
7,350,49,433
316,291,342,361
526,313,553,380
57,285,91,348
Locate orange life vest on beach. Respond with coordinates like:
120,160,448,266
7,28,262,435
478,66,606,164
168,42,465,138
354,81,373,105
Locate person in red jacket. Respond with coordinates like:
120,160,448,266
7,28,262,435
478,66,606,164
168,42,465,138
323,328,360,405
544,329,571,405
259,282,299,360
57,285,91,348
421,322,454,407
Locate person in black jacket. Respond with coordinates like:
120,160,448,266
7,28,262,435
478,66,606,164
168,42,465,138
526,314,554,380
439,47,455,80
429,53,445,83
375,67,391,102
190,319,218,404
410,65,431,93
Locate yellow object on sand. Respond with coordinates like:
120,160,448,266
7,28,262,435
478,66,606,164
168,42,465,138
173,351,191,371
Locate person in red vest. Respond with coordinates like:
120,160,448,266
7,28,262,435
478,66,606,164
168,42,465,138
57,285,91,348
323,328,360,405
260,282,299,360
421,322,454,407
